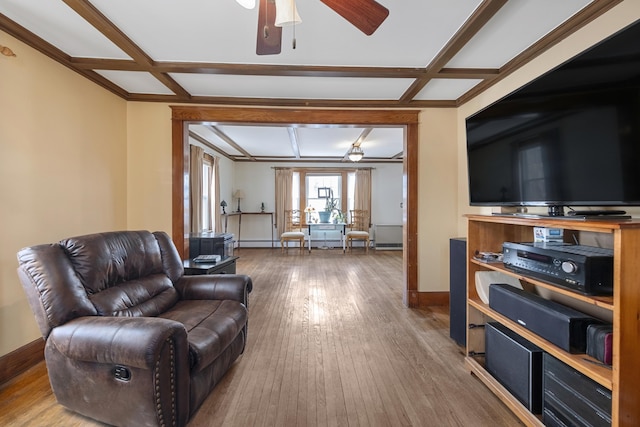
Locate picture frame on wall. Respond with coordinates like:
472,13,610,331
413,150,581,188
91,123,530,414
318,187,332,199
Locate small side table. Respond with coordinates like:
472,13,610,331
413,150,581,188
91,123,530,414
183,256,239,275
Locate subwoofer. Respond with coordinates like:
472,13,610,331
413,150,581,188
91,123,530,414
485,322,543,413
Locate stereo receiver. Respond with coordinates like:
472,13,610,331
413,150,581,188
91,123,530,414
502,242,613,295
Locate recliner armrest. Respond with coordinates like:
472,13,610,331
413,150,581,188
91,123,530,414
48,316,187,369
175,274,252,307
46,316,191,427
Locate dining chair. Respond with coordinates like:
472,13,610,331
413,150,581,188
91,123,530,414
280,209,305,253
346,209,370,253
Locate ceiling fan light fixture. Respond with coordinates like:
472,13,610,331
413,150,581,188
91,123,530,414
274,0,301,26
235,0,256,9
348,145,364,162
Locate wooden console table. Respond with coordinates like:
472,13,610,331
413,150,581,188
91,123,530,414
223,212,274,248
308,222,346,253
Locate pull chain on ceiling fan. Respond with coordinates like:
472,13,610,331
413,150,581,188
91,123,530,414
255,0,389,55
274,0,301,49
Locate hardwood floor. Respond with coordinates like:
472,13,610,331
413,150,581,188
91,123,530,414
0,248,521,426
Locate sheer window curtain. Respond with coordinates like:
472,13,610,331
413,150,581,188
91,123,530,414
203,153,215,231
354,169,372,227
190,146,217,233
213,155,222,233
275,168,293,234
190,145,204,233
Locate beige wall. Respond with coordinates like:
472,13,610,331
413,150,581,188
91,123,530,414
0,33,128,355
417,109,459,292
126,103,174,233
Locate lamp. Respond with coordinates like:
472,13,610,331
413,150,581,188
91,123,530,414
348,145,364,162
304,205,316,223
235,0,256,9
274,0,301,26
233,190,245,212
220,200,227,215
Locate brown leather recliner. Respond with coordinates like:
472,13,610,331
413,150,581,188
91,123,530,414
16,230,252,427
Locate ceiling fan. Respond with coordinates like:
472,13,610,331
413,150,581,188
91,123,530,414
248,0,389,55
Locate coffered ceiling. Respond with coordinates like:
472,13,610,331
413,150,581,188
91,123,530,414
0,0,620,162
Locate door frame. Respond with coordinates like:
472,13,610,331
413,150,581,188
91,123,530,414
171,106,420,307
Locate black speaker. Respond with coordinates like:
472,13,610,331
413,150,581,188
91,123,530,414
485,322,543,413
449,238,467,346
489,284,600,353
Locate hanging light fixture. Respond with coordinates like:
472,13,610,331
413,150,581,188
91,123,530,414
348,145,364,162
274,0,301,26
235,0,256,9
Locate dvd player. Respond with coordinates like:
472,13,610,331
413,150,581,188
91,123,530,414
502,242,613,295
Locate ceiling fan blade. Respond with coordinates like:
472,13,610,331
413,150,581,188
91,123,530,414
257,0,282,55
320,0,389,35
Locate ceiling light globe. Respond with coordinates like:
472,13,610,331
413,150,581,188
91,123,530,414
348,146,364,162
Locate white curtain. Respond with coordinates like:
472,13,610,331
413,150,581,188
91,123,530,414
213,155,222,233
190,145,204,233
203,153,215,231
354,169,372,227
275,168,293,234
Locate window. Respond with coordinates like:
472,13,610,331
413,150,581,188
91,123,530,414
307,174,341,212
292,171,300,211
294,169,355,224
202,155,215,231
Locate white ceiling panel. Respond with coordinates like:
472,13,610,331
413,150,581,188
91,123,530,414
190,125,243,156
94,71,176,95
364,128,404,157
0,0,130,59
0,0,606,108
187,124,405,162
88,0,483,67
415,78,483,100
446,0,593,68
217,126,293,157
170,74,414,99
297,128,365,157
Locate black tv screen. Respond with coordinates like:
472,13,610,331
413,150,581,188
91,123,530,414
466,19,640,213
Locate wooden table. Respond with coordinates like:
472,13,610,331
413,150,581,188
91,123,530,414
308,222,346,253
183,256,239,275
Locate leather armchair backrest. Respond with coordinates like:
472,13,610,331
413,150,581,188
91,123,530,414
153,231,185,283
17,243,98,338
17,230,184,338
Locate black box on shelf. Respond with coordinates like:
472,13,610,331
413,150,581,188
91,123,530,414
543,354,611,427
485,322,543,414
189,232,234,259
488,284,601,353
586,324,613,366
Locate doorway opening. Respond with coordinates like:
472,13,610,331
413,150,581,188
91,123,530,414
171,106,420,307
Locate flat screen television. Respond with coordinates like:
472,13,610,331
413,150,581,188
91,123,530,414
466,19,640,217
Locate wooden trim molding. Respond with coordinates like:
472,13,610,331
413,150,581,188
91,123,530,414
0,339,44,385
171,106,420,307
416,291,450,308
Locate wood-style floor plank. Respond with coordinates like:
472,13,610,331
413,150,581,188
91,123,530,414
0,249,522,427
